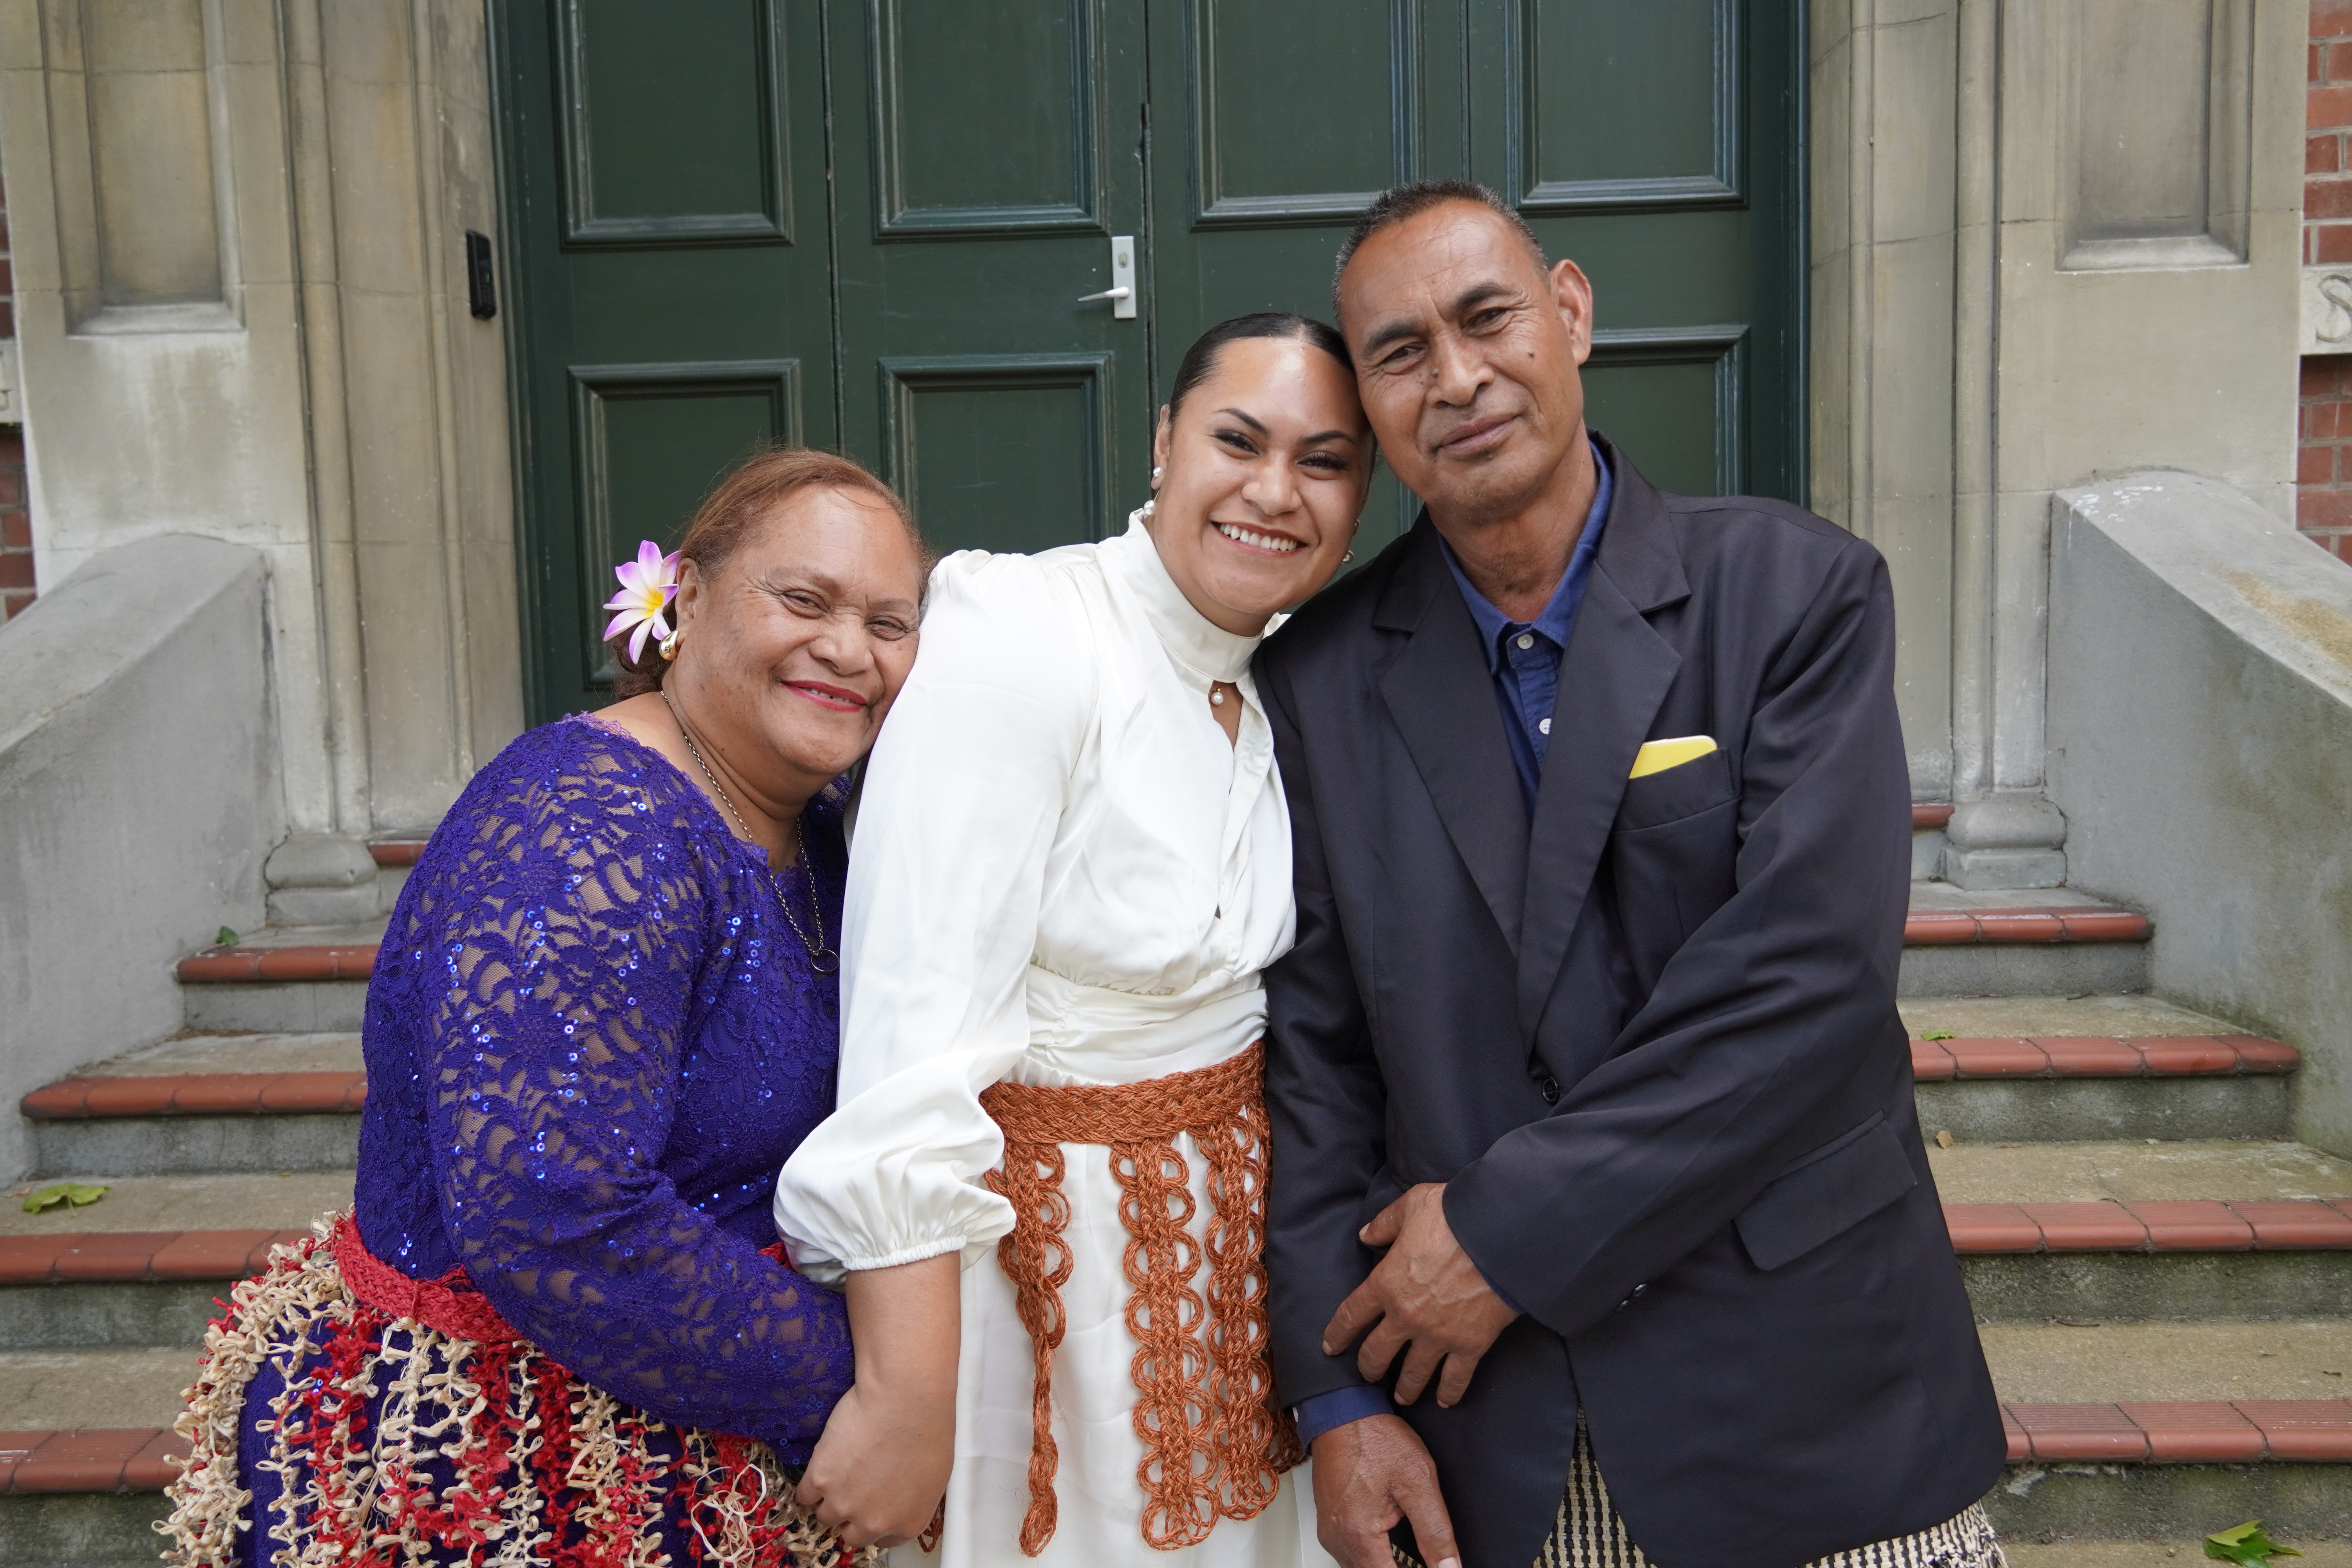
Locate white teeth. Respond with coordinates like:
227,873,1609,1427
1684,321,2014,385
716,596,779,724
1215,522,1302,554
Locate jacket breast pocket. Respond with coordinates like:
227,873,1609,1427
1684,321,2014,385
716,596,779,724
1614,745,1735,831
1608,748,1739,989
1733,1114,1917,1272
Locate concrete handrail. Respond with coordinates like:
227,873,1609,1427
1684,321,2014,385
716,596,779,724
0,535,282,1177
2049,474,2352,1158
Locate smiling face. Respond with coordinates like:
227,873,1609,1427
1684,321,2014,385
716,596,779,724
1338,200,1594,528
669,484,926,798
1146,333,1371,635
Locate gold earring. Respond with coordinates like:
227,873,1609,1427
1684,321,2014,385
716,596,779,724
659,630,682,661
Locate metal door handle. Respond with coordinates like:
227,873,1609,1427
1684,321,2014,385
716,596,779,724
1080,236,1138,319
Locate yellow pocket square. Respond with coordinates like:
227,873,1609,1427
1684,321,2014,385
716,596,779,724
1629,735,1717,780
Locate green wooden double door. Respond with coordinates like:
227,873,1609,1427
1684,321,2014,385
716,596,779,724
495,1,1803,720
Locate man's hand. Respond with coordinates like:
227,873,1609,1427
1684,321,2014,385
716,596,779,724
1321,1183,1519,1406
1311,1414,1460,1568
796,1253,958,1548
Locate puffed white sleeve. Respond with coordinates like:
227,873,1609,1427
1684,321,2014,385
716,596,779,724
772,552,1089,1282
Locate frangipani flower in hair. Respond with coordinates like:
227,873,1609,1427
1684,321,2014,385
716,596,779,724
603,540,681,663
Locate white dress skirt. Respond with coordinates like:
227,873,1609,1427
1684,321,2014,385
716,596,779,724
774,515,1336,1568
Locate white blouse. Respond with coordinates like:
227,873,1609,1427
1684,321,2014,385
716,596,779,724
773,512,1297,1280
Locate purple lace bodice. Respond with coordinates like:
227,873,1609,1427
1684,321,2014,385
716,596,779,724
352,714,854,1460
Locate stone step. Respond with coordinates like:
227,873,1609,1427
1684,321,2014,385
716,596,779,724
1899,886,2151,997
174,919,384,1033
5,1406,2343,1552
163,891,2152,1026
18,1033,364,1177
0,1225,316,1349
1980,1328,2352,1543
0,1432,178,1568
1935,1140,2352,1323
1905,995,2292,1142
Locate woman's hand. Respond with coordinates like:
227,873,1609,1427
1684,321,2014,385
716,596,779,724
796,1252,960,1548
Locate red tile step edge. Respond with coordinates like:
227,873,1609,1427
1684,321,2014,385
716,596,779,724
0,1429,191,1494
1912,804,1955,831
1903,904,2149,945
2002,1401,2352,1463
369,840,426,867
1910,1034,2298,1080
20,1072,367,1120
175,944,375,983
12,1400,2351,1494
1949,1198,2352,1253
0,1228,309,1284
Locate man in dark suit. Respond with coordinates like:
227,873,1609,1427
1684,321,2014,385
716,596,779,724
1256,181,2006,1568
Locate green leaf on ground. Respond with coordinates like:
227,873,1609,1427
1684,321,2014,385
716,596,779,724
216,926,240,946
22,1183,108,1213
1920,1029,1956,1041
2206,1522,2303,1566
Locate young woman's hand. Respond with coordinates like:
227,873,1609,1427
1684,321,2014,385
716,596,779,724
795,1253,960,1548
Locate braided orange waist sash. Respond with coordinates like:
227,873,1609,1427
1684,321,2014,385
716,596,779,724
979,1040,1301,1556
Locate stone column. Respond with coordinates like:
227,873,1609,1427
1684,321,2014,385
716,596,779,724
0,0,521,912
1811,0,2303,889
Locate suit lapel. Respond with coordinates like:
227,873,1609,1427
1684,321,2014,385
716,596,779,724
1516,441,1690,1035
1376,521,1530,954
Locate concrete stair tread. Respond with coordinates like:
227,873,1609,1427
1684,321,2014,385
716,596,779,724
1909,884,2138,915
1931,1141,2352,1205
195,920,386,952
1902,996,2242,1039
1986,1320,2352,1405
0,1349,200,1431
70,1033,361,1078
0,1173,348,1237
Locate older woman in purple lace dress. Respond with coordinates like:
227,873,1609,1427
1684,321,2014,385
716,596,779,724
161,448,929,1568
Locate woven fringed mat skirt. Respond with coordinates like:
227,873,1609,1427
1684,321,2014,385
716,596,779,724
1395,1417,2007,1568
158,1213,874,1568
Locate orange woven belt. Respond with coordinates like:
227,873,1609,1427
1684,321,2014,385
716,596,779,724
980,1041,1300,1556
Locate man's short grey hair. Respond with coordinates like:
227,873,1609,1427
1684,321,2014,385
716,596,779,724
1331,180,1550,321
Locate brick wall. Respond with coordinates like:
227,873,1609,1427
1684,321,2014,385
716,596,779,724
2305,1,2352,561
0,164,23,619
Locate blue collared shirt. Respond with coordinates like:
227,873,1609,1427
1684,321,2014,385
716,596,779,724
1290,444,1613,1453
1437,442,1613,815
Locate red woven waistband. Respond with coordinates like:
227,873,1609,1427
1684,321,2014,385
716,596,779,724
331,1211,523,1345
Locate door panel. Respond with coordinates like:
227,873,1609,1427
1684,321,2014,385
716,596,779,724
1488,0,1802,508
498,0,834,721
1189,0,1413,226
567,362,803,685
830,0,1150,554
872,1,1099,230
881,356,1113,556
556,1,792,243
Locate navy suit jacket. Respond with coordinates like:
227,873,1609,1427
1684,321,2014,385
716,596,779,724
1254,438,2003,1568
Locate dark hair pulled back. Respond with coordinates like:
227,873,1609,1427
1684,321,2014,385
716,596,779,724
1165,312,1352,419
608,444,924,699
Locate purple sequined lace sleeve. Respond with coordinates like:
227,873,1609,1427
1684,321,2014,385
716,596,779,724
367,719,855,1457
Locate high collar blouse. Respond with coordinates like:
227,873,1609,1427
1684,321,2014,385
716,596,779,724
773,514,1295,1278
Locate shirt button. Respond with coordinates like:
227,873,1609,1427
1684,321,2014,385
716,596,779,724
1539,1075,1562,1104
1539,718,1552,735
1514,632,1535,650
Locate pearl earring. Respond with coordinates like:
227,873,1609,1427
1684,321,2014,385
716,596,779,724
1151,465,1163,483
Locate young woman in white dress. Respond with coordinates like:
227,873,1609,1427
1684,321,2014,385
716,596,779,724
773,314,1372,1567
